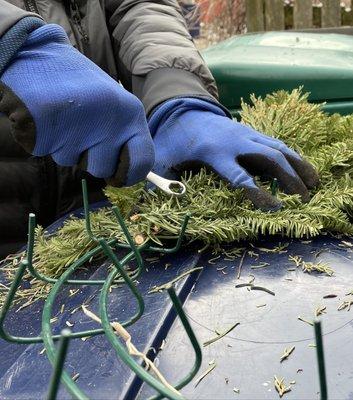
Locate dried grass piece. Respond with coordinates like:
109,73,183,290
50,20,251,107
274,376,292,397
82,306,180,396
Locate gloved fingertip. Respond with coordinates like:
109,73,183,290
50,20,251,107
300,190,311,204
304,167,320,190
286,155,320,190
243,187,282,212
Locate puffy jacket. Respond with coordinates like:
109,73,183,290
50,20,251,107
0,0,220,258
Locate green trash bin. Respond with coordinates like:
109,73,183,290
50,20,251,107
202,31,353,117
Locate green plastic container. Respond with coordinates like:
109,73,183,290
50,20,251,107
202,31,353,116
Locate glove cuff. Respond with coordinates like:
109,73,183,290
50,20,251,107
148,97,230,136
0,16,45,76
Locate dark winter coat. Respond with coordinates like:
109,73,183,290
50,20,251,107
0,0,219,258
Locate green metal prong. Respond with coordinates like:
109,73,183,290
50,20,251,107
99,238,145,326
111,206,143,269
271,178,278,196
27,213,35,266
82,179,99,242
148,213,191,254
149,286,202,400
314,320,328,400
47,329,71,400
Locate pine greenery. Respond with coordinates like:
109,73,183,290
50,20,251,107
3,88,353,305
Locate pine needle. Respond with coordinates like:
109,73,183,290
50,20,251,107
203,322,240,347
280,346,295,363
194,363,217,387
338,298,353,311
315,305,327,317
289,255,334,276
236,250,247,279
148,267,203,293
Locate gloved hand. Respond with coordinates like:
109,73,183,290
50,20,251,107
0,23,154,186
149,98,319,211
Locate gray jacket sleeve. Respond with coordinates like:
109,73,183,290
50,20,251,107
0,1,44,74
0,1,40,37
105,0,221,115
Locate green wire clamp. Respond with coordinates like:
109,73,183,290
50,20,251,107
47,328,71,400
270,178,279,196
41,255,110,399
314,320,328,400
81,179,145,282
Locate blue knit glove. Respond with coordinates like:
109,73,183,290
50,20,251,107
149,98,319,211
0,23,154,186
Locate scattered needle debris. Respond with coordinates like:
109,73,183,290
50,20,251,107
274,376,292,397
315,305,326,317
289,255,334,276
203,323,240,347
250,262,270,269
149,267,203,293
338,298,353,311
280,346,295,363
194,363,217,387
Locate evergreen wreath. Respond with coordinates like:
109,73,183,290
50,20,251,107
3,88,353,305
